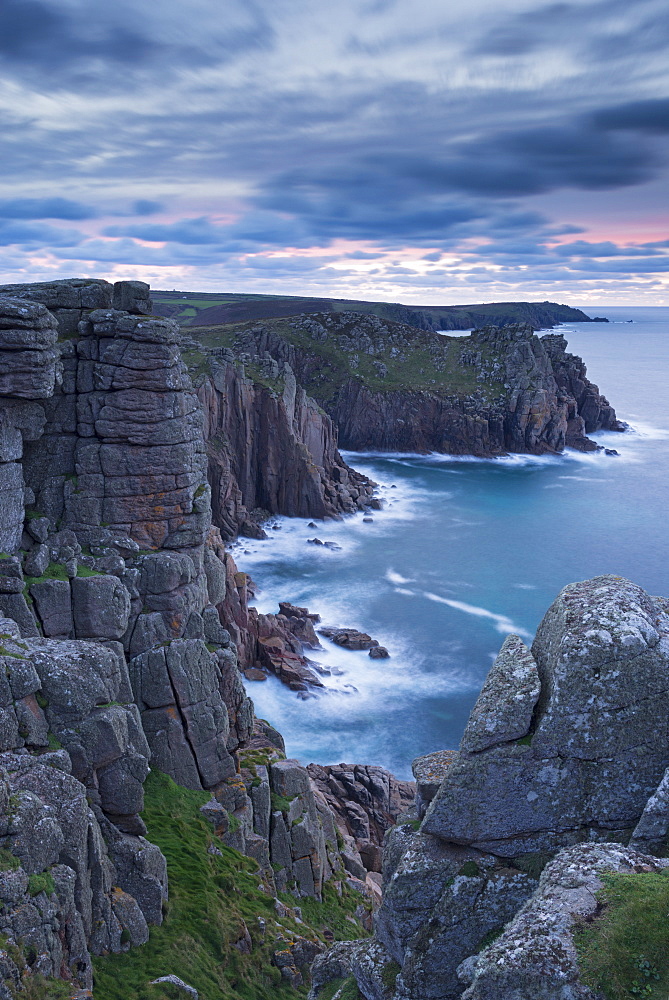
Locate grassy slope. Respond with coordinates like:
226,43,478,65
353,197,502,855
575,870,669,999
92,772,368,1000
189,316,505,404
153,290,591,331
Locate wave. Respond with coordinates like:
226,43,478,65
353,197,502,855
423,591,532,639
621,421,669,441
343,447,624,470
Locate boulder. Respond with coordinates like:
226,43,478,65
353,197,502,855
424,576,669,856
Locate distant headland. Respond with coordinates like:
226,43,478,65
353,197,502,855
153,289,608,332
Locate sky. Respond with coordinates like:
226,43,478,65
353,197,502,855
0,0,668,305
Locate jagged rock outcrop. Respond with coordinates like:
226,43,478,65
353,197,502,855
458,843,669,1000
0,278,151,337
190,344,376,539
217,313,622,456
312,576,669,1000
423,576,669,855
307,764,415,874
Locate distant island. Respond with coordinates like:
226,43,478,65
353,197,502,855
153,289,607,331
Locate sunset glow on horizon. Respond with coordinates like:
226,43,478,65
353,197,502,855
0,0,667,304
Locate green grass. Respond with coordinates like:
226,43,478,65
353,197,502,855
191,314,505,408
271,792,294,814
293,883,369,944
0,848,20,871
24,562,69,589
458,861,481,878
27,871,55,897
76,565,101,577
575,870,669,998
92,771,368,1000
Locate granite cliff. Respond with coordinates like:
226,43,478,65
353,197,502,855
0,279,403,999
152,289,601,333
190,312,623,456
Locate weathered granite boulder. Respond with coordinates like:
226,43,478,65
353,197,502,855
374,827,537,999
0,752,165,990
459,843,669,1000
424,576,669,855
411,750,458,819
29,578,73,637
129,638,237,790
629,765,669,854
0,297,59,400
459,634,540,753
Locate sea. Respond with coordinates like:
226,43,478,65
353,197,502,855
230,306,669,779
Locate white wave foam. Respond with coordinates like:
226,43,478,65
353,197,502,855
386,569,414,585
623,421,669,441
423,592,532,639
393,587,415,596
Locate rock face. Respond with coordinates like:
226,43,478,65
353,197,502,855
0,279,402,992
424,576,669,855
216,314,622,456
312,576,669,1000
459,843,669,1000
307,763,415,874
192,344,375,540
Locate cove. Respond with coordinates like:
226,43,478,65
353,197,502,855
232,307,669,779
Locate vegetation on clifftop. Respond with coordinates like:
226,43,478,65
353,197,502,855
153,289,595,332
575,870,669,999
92,772,368,1000
189,313,506,405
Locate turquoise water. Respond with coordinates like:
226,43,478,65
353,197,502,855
232,307,669,778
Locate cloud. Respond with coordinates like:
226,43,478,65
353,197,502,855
0,198,96,220
132,200,164,216
553,240,666,257
0,0,666,300
0,0,275,90
103,218,229,245
591,98,669,134
0,221,85,246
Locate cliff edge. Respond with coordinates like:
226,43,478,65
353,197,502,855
192,312,623,456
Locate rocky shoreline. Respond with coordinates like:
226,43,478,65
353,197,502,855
0,277,655,1000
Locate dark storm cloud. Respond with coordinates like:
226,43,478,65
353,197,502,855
0,197,95,220
553,241,666,257
473,1,580,55
591,98,669,134
0,0,156,68
472,0,667,61
0,0,666,294
0,198,97,221
0,0,275,90
104,218,229,245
